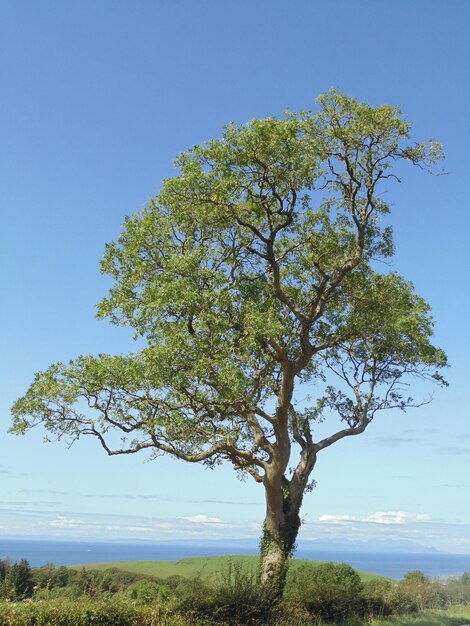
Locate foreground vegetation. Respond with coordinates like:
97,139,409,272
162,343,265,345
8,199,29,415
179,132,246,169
368,606,470,626
1,556,470,625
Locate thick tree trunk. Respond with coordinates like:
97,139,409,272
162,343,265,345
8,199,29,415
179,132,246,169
258,476,302,604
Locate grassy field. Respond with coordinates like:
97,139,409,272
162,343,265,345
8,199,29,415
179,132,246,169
72,554,387,582
367,606,470,626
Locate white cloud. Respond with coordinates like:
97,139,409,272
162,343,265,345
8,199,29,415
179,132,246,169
319,511,431,525
49,516,86,529
249,522,262,532
178,514,231,528
154,523,175,530
457,539,470,546
319,514,354,524
126,526,153,533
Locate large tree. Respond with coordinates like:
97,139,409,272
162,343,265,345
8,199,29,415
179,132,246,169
11,90,446,601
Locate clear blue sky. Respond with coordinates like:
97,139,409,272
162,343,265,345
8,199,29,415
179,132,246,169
1,0,469,554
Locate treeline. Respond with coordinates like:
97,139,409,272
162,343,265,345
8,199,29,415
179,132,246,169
1,557,470,625
0,558,163,601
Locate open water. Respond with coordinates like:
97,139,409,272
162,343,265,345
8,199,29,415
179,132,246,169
1,537,469,580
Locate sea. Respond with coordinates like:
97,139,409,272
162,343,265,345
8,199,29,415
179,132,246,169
1,538,469,581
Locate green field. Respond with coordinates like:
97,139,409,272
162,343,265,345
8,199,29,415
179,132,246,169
71,554,387,583
368,606,470,626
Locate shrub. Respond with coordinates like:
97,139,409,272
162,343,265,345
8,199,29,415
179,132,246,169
0,597,176,626
361,578,394,617
127,579,170,605
167,575,213,614
445,572,470,605
387,583,418,615
285,561,364,621
400,569,446,610
210,561,271,625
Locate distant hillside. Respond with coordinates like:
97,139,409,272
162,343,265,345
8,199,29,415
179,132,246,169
300,538,441,554
72,554,389,583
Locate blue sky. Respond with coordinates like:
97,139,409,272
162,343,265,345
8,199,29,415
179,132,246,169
1,0,469,554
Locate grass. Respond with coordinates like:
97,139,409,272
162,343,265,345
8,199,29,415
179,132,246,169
367,606,470,626
71,554,388,583
2,602,468,626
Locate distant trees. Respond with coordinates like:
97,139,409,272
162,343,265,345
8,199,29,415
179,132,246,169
0,558,34,600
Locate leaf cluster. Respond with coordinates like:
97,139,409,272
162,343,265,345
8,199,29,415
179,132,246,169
11,89,447,482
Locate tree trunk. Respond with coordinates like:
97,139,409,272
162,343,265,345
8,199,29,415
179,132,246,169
258,476,302,604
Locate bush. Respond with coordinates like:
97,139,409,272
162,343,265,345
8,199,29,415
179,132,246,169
400,569,447,610
167,575,213,614
0,597,177,626
285,561,364,622
210,561,271,625
445,572,470,605
361,578,394,617
164,563,272,625
387,583,418,615
127,579,170,605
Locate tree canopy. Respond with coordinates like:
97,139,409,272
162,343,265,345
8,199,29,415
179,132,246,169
11,89,446,600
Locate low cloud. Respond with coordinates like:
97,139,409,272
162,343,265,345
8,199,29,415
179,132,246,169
319,511,431,525
178,514,232,528
249,522,262,532
49,516,86,529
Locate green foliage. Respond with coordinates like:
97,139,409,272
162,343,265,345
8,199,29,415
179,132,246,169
362,578,395,617
0,559,34,601
444,572,470,605
285,561,364,621
0,558,10,581
400,570,447,611
210,560,271,624
32,563,70,590
166,575,212,614
11,89,446,467
10,89,447,600
126,579,170,605
0,597,168,626
403,570,431,584
1,556,470,626
385,585,419,616
368,606,470,626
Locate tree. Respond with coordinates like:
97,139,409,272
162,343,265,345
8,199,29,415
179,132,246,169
1,559,34,600
10,90,446,603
